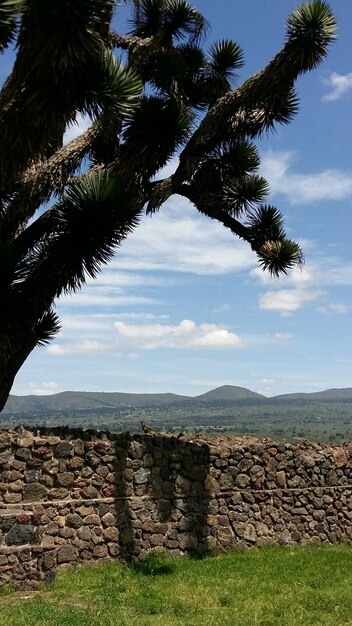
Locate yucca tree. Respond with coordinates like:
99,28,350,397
0,0,336,411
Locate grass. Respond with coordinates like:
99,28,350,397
0,544,351,626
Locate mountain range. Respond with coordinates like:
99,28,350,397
3,385,352,414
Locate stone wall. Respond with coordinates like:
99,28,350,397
0,427,351,587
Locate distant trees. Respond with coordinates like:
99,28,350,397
0,0,336,410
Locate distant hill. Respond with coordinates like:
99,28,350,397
3,390,190,414
274,388,352,401
2,384,352,445
3,385,352,416
194,385,266,402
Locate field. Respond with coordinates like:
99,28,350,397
2,398,352,444
0,545,351,626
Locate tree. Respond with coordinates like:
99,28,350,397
0,0,336,411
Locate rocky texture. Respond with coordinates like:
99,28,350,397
0,427,351,588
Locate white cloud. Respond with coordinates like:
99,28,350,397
327,303,349,314
63,112,92,144
54,197,257,319
191,329,242,348
250,264,313,287
59,313,170,339
47,339,112,356
316,260,352,286
259,289,323,315
261,378,275,384
275,332,294,340
213,303,232,313
251,254,352,317
113,319,245,350
261,151,352,204
252,256,352,295
111,198,256,275
84,270,171,289
257,388,272,397
19,381,61,396
59,292,158,308
128,353,141,360
59,314,117,333
115,312,170,321
317,302,350,315
322,72,352,102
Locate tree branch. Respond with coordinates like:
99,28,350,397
0,124,101,239
174,14,335,183
177,183,251,243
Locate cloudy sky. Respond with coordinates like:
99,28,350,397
9,0,352,398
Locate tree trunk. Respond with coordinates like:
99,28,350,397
0,340,37,412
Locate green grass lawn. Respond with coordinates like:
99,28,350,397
0,544,351,626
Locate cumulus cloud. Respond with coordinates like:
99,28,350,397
261,151,352,204
259,289,323,315
113,319,244,350
322,72,352,102
251,255,352,317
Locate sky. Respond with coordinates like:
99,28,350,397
8,1,352,398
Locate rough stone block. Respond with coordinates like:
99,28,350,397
57,545,78,564
23,483,47,502
5,524,34,546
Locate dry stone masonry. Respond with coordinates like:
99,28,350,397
0,427,351,587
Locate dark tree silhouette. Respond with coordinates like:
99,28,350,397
0,0,336,410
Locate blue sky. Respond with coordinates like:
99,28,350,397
9,1,352,398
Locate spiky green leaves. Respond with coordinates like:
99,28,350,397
144,44,207,107
224,175,270,214
176,138,302,276
18,0,116,68
189,140,269,215
286,1,336,70
162,0,207,43
122,97,193,177
19,172,142,299
246,205,286,243
35,309,61,346
131,0,207,43
208,40,244,76
257,239,304,277
86,50,142,121
246,206,303,276
203,40,244,105
0,0,23,52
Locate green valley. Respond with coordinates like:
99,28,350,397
1,386,352,444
